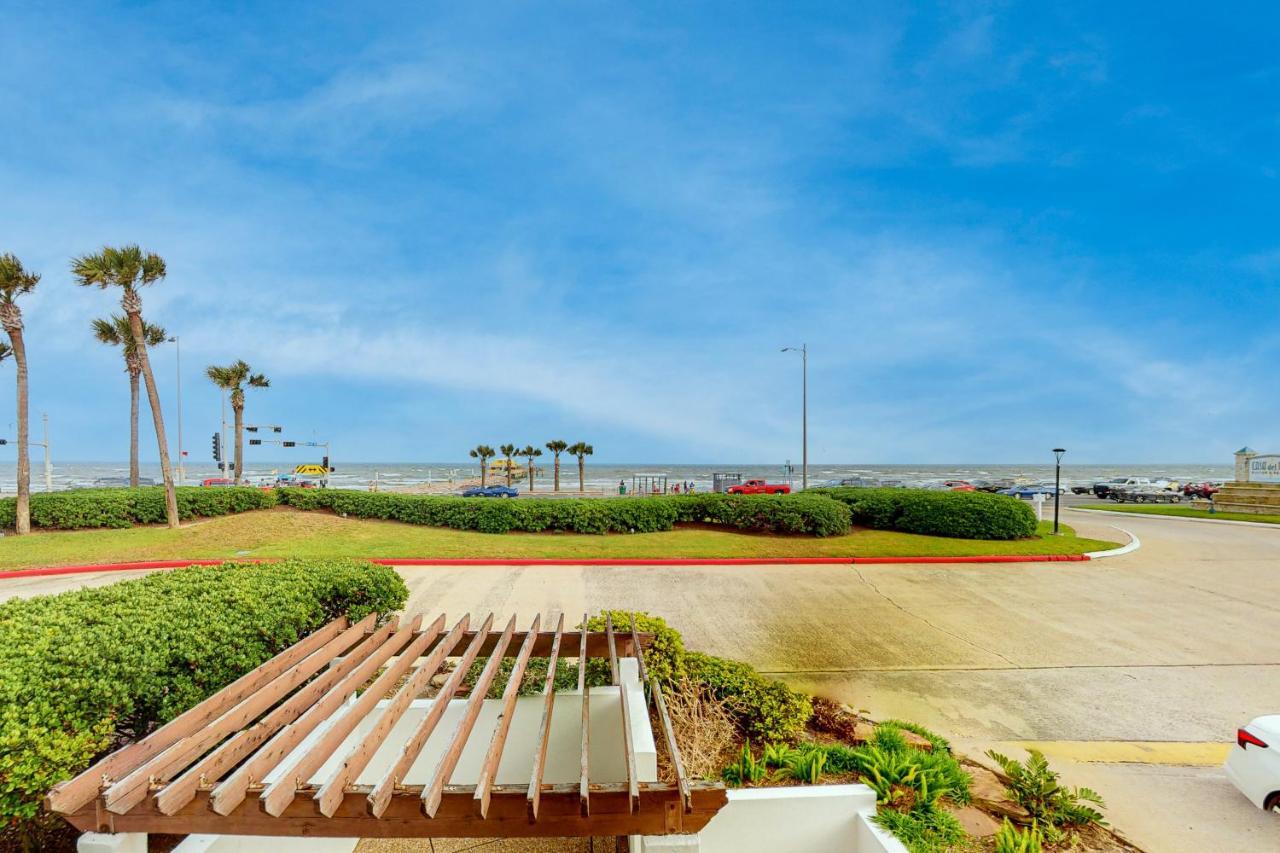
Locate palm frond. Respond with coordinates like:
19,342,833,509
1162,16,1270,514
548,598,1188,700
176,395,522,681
0,253,40,300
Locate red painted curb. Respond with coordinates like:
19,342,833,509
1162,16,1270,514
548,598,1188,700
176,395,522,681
0,553,1090,579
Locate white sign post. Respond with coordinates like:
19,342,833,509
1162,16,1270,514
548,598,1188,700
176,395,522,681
1032,492,1045,521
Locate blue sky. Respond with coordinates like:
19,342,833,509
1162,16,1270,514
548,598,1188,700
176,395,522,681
1,1,1277,463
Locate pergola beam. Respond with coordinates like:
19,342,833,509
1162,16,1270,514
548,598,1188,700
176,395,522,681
607,614,639,813
578,614,590,818
474,614,541,817
421,615,517,817
526,612,564,821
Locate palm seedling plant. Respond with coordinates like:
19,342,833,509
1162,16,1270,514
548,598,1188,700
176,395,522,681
521,445,543,490
92,316,167,487
469,444,495,487
567,441,593,493
205,360,270,482
499,443,517,487
73,246,180,528
545,439,567,491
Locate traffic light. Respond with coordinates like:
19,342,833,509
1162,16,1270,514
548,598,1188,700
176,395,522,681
246,425,257,433
272,426,282,433
322,455,332,471
211,432,221,462
0,438,7,445
249,439,262,446
282,441,296,448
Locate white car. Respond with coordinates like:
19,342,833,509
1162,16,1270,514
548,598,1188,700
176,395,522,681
1226,715,1280,812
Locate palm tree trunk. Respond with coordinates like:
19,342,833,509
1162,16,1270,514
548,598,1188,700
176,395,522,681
480,461,488,488
126,305,179,528
577,456,585,493
506,461,513,487
554,455,561,492
233,403,244,482
9,328,29,534
129,370,140,488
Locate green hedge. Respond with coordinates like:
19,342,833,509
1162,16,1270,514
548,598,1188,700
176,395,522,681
0,486,278,530
0,559,407,836
278,488,851,537
683,650,813,743
811,487,1037,540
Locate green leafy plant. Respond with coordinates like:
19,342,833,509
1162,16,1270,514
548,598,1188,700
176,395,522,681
811,486,1037,539
985,748,1107,829
781,744,827,783
994,819,1045,853
0,559,407,843
872,808,967,853
683,650,813,742
0,485,278,530
721,743,768,786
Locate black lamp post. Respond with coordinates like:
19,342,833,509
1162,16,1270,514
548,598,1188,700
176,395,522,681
1053,448,1066,535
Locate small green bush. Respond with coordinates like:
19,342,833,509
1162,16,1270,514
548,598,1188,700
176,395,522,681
985,748,1106,831
812,487,1037,540
994,819,1045,853
683,650,813,742
0,486,277,530
872,808,967,853
0,559,407,837
276,488,852,537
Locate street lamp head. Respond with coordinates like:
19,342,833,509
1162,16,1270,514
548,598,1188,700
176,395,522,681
1053,447,1066,463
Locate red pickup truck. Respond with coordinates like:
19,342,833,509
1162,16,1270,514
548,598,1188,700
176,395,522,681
726,479,791,495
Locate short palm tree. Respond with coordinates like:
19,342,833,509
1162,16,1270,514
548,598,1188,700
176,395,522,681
92,315,167,487
72,246,179,528
521,445,543,490
567,442,593,493
499,443,517,487
205,360,269,482
469,444,495,487
545,439,568,491
0,254,38,534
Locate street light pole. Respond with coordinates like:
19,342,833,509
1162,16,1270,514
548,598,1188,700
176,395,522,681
169,336,183,486
781,344,808,490
1053,447,1066,535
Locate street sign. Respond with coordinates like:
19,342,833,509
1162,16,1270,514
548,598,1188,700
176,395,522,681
294,464,328,476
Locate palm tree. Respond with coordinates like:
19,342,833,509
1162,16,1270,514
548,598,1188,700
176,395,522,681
567,442,593,493
469,444,496,487
0,254,38,535
73,246,179,528
521,445,543,490
499,443,517,487
92,315,167,487
545,439,568,492
205,360,270,482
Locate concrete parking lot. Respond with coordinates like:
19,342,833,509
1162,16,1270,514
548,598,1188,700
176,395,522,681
4,510,1277,850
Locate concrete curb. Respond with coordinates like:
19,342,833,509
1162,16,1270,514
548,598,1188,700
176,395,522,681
0,552,1099,579
1083,525,1140,559
1069,506,1280,529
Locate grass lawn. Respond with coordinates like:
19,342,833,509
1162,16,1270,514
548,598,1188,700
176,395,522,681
1075,504,1280,525
0,508,1121,570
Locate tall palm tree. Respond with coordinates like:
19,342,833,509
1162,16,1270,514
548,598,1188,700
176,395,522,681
0,254,38,534
73,246,179,528
205,360,269,482
92,315,167,487
521,445,543,491
469,444,495,487
545,439,568,492
499,443,517,487
567,442,593,494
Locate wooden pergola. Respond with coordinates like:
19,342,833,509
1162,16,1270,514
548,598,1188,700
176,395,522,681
46,612,727,839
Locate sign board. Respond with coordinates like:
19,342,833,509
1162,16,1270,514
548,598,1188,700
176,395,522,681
294,464,329,476
1248,454,1280,483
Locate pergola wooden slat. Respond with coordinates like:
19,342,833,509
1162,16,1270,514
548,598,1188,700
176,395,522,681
46,611,726,840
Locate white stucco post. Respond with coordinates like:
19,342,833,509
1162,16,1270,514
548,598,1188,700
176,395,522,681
77,833,147,853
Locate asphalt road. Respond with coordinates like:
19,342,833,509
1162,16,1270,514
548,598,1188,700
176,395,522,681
4,510,1277,850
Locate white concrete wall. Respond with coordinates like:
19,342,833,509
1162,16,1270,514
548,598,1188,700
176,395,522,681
633,784,908,853
173,836,356,853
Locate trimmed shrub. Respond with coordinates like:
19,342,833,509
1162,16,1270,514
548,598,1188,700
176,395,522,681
277,488,851,537
671,493,851,537
0,486,278,531
812,487,1037,540
683,651,813,743
0,559,407,836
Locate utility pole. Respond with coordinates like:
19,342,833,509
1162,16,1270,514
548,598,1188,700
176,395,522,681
781,344,808,490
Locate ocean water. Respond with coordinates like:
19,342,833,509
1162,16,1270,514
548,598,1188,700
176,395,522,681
0,461,1235,495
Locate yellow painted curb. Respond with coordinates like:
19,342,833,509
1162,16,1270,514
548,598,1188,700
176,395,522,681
1014,740,1231,766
